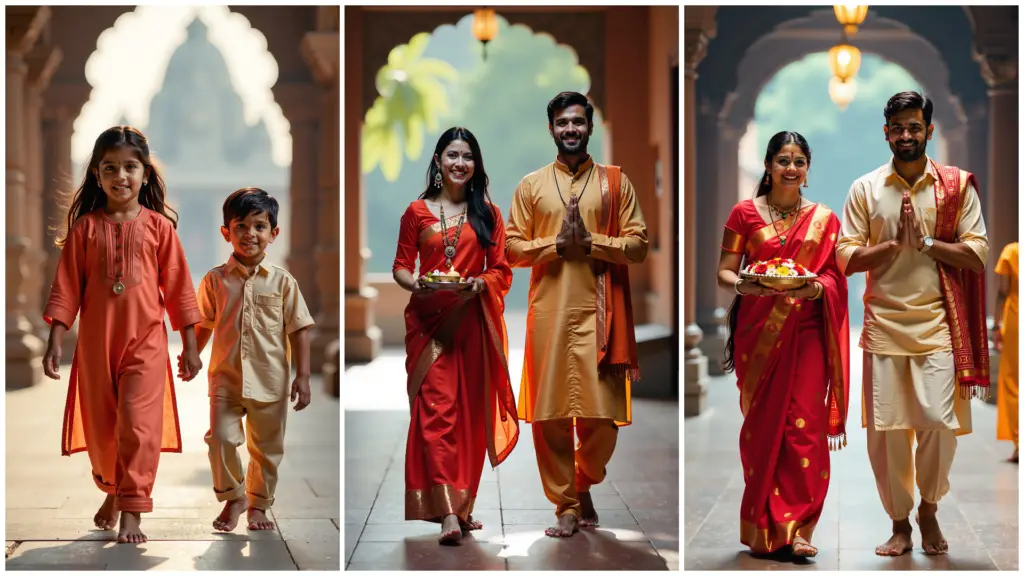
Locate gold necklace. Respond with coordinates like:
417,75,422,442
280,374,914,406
438,202,466,269
767,197,802,246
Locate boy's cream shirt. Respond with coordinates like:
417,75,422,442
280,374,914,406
198,254,315,402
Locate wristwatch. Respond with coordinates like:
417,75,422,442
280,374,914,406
920,236,934,253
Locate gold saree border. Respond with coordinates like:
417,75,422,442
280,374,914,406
406,484,476,522
722,227,744,254
740,519,817,554
747,205,815,256
480,298,518,468
740,206,830,416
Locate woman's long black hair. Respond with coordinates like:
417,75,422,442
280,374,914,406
419,127,495,248
55,126,176,248
723,131,811,372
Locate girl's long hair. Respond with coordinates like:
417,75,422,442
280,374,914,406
723,130,811,372
418,127,495,249
55,126,176,247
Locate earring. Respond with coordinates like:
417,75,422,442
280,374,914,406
764,175,770,185
433,165,442,189
803,180,808,188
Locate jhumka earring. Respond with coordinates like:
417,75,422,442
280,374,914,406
764,175,770,185
434,164,442,188
803,179,809,188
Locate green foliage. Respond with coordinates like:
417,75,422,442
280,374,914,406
363,16,605,310
361,33,458,182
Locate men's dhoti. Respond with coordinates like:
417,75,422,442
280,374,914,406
532,418,618,518
864,349,970,520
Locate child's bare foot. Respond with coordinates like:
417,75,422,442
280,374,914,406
117,511,147,544
579,492,599,528
212,497,249,532
247,507,275,531
94,494,117,530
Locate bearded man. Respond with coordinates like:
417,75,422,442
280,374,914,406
505,91,648,538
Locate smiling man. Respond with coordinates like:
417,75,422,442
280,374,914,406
505,91,648,538
837,91,989,557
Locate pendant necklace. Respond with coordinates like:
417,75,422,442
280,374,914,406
768,197,801,247
552,162,594,207
113,222,126,294
438,201,466,269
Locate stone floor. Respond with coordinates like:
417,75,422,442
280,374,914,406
5,343,340,571
343,311,679,571
684,329,1019,571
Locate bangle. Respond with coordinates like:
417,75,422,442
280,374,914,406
812,283,823,300
734,279,744,295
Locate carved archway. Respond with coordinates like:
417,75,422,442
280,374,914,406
721,9,967,161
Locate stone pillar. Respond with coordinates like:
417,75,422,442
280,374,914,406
344,7,382,364
683,7,716,416
694,97,724,375
976,53,1018,315
6,7,51,389
25,43,62,339
41,83,89,353
274,82,321,317
302,8,342,395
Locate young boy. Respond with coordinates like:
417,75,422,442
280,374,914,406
184,187,315,531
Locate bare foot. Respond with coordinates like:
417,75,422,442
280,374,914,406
544,513,578,538
117,511,147,544
459,515,483,532
212,497,249,532
247,507,275,531
916,502,948,555
94,494,117,530
579,492,599,528
875,519,913,556
792,535,818,557
439,514,462,545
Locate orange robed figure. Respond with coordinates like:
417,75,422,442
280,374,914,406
42,126,202,544
506,92,648,538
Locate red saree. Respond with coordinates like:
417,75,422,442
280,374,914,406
721,200,850,553
393,200,520,522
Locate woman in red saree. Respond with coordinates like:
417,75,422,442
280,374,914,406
716,131,850,558
392,127,520,545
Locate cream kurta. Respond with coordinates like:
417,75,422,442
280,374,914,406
197,255,315,402
506,158,648,423
837,156,989,434
836,157,989,355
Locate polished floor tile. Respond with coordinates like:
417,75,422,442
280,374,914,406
345,330,678,570
684,329,1018,571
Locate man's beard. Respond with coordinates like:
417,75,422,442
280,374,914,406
891,139,927,162
555,133,589,156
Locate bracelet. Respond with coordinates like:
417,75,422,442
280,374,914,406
734,279,744,296
812,283,824,300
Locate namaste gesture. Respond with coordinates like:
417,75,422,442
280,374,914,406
896,192,926,251
555,194,592,257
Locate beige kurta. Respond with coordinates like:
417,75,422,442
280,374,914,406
506,157,648,424
836,156,989,434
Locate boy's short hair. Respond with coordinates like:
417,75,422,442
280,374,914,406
223,187,279,228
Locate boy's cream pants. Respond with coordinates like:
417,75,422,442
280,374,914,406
206,395,289,510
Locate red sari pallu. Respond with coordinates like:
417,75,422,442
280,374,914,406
393,200,520,523
721,200,850,553
930,160,990,398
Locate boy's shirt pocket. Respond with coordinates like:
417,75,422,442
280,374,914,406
254,292,283,333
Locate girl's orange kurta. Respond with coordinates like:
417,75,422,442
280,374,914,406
44,208,201,461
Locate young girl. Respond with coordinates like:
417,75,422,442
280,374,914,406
42,126,204,544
